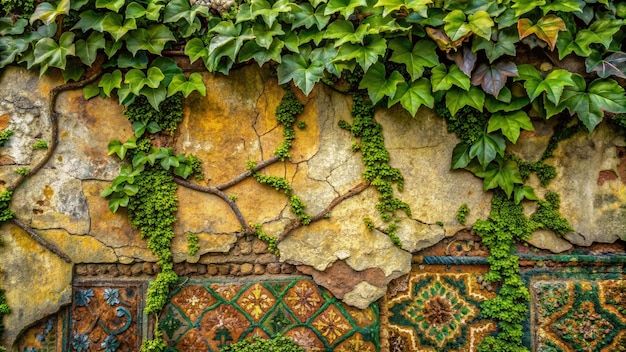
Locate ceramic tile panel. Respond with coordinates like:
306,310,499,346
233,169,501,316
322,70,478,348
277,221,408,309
158,277,379,352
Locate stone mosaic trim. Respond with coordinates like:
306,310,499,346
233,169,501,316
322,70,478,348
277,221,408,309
158,277,379,351
532,278,626,351
383,265,496,352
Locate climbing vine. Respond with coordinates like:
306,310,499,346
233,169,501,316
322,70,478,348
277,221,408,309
1,0,626,350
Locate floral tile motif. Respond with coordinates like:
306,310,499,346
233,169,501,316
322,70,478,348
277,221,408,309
383,265,496,352
68,281,146,352
159,278,380,351
533,279,626,352
15,313,63,352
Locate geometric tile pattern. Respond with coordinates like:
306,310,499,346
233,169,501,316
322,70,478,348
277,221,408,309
67,281,146,352
383,265,496,352
158,278,379,351
532,279,626,352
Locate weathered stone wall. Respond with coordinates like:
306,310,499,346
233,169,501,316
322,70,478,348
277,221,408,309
0,65,624,351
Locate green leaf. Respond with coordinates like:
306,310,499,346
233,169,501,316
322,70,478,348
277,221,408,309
62,63,84,82
75,32,105,66
541,0,584,13
430,63,471,92
512,0,545,17
241,0,290,27
324,0,368,18
517,15,565,51
117,51,149,68
30,0,69,25
185,37,209,64
374,0,432,17
125,2,146,18
445,86,485,115
145,1,164,20
333,35,387,72
359,62,404,103
514,185,538,204
471,61,518,98
33,32,75,72
107,138,136,159
95,0,125,12
475,160,523,197
560,76,626,132
469,133,506,167
277,53,325,95
98,70,123,96
140,85,167,110
102,13,137,41
151,57,183,86
451,142,471,169
83,83,101,100
108,194,129,213
126,24,175,55
252,21,284,50
444,10,471,41
290,3,330,30
323,20,369,47
388,78,434,115
467,10,494,40
163,0,209,24
487,111,534,143
388,38,439,81
71,10,104,32
167,73,206,97
585,52,626,79
104,40,123,58
472,26,518,63
527,68,575,104
238,38,284,66
0,18,27,35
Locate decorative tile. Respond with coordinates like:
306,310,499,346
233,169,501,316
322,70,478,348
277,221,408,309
15,314,62,352
383,265,496,352
67,281,145,352
159,277,380,351
532,279,626,352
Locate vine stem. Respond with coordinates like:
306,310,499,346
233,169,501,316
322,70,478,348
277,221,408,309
6,72,102,263
10,218,71,263
278,181,370,241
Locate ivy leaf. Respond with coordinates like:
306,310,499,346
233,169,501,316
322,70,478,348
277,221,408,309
516,65,575,104
163,0,209,25
117,52,149,69
445,86,485,115
290,3,330,30
388,38,439,81
541,0,584,13
512,0,545,17
83,83,101,100
476,160,523,197
514,185,538,204
0,18,27,35
124,67,164,96
145,1,164,20
388,78,434,115
359,62,404,103
75,32,105,66
560,75,626,132
125,2,146,19
184,37,209,64
487,111,534,143
151,57,183,86
469,132,506,168
126,24,175,55
71,10,104,32
96,0,125,12
472,26,518,63
310,44,339,76
238,38,284,66
252,21,284,50
98,70,123,96
517,15,566,51
277,53,324,95
430,63,470,92
205,21,253,73
107,138,137,160
444,10,472,41
447,46,476,77
333,35,387,72
33,32,75,72
108,194,129,213
239,0,290,27
324,0,368,18
140,85,167,110
471,61,518,98
102,13,137,41
467,10,495,40
451,142,471,169
485,90,530,113
30,0,69,25
373,0,432,17
324,20,370,47
585,52,626,79
167,73,207,98
426,27,471,54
